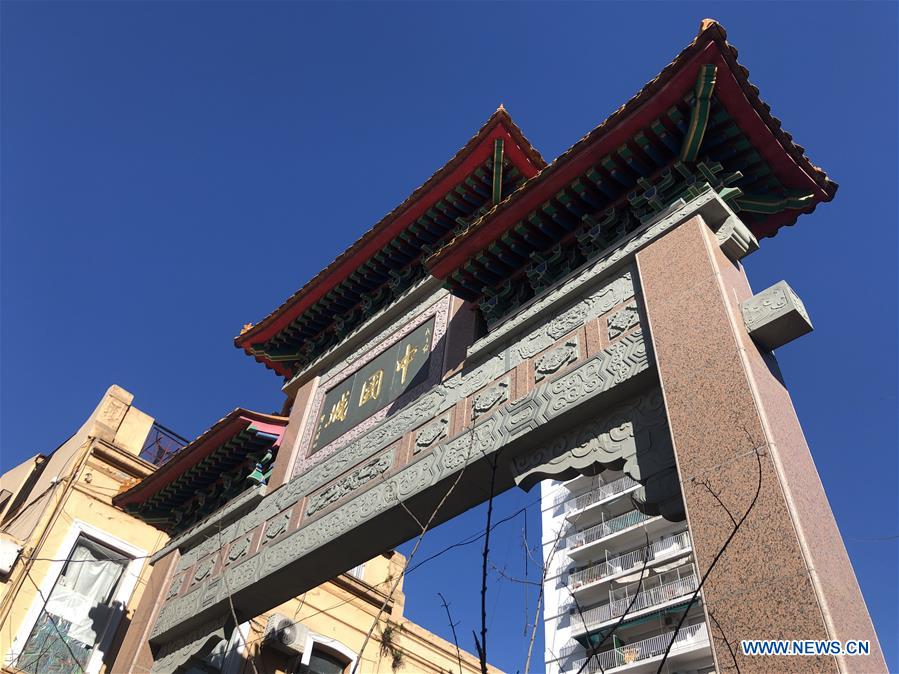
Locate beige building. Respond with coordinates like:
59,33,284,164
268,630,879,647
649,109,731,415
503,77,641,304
1,387,496,674
0,385,172,674
221,552,490,674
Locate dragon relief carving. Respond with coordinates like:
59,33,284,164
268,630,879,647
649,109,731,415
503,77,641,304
472,380,510,419
263,510,291,541
192,557,215,584
227,535,253,564
306,451,394,517
534,339,579,382
607,301,640,340
414,415,449,453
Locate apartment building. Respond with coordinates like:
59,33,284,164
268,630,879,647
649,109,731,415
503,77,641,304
542,472,715,674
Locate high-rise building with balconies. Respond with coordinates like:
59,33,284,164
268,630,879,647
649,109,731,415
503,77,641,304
542,472,715,674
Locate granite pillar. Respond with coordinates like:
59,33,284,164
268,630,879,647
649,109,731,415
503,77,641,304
636,215,885,673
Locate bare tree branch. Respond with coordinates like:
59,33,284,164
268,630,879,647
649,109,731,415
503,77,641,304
437,592,463,674
351,411,479,674
476,447,503,674
524,522,565,674
695,478,737,527
218,517,260,674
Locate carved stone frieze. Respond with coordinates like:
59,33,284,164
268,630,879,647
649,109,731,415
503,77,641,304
263,510,292,542
547,331,647,417
306,450,394,517
511,273,634,367
150,616,228,673
165,268,641,579
607,302,640,340
414,415,450,453
153,326,652,641
534,339,579,382
472,379,510,419
226,535,253,565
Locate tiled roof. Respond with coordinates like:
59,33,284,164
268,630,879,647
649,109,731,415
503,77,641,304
234,107,545,370
114,408,287,508
425,19,836,277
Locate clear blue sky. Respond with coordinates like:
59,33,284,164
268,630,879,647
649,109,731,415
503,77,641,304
2,2,896,671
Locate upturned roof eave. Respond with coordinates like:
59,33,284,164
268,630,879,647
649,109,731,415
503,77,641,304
424,19,837,279
234,108,546,367
114,408,287,507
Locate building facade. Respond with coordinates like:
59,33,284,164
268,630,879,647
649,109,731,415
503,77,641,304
0,385,178,674
111,19,884,674
541,474,713,674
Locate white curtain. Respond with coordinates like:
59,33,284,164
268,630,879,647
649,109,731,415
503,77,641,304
44,540,126,645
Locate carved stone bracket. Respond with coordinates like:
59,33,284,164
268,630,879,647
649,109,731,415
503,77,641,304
713,213,759,261
150,616,229,673
511,388,684,520
741,280,813,350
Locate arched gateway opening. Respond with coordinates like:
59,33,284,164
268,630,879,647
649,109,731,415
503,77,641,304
111,20,884,674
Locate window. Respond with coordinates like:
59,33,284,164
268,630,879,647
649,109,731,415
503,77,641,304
16,536,129,673
308,649,347,674
347,563,365,581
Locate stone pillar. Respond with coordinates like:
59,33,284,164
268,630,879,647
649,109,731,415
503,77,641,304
635,215,885,673
269,377,318,489
111,549,180,674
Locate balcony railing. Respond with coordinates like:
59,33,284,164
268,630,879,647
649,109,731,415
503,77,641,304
139,422,189,467
574,574,698,631
567,475,639,514
569,531,691,590
569,622,709,673
568,509,652,550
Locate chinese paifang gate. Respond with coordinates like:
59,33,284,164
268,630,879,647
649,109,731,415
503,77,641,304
112,19,886,674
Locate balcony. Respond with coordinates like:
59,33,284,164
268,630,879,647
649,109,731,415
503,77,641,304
139,422,189,467
565,475,639,521
572,573,698,634
569,531,691,597
567,509,653,557
569,623,710,674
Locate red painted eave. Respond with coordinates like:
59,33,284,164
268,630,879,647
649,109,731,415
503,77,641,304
114,409,287,507
425,20,837,280
234,108,546,368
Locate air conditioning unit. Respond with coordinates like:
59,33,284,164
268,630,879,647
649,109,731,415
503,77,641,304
263,613,309,656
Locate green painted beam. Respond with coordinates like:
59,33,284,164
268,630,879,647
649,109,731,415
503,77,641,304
680,64,717,163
